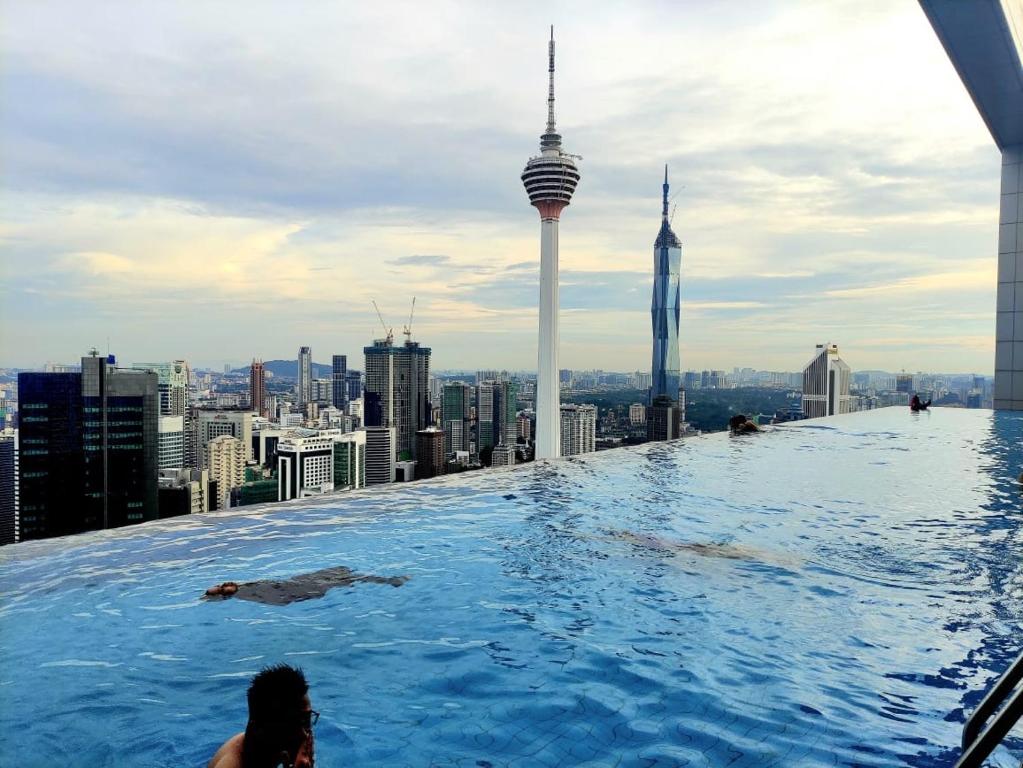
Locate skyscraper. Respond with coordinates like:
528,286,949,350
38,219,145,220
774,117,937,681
332,355,348,409
18,353,159,540
802,343,852,419
297,346,312,408
364,339,431,460
521,28,580,460
250,359,266,417
559,404,596,457
0,435,15,545
130,360,188,416
415,427,445,480
442,383,472,455
207,435,245,509
364,426,396,485
647,395,683,442
651,166,682,404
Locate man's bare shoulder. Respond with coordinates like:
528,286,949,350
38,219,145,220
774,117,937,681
208,732,245,768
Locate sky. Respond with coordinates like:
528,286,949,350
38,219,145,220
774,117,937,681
0,0,1003,373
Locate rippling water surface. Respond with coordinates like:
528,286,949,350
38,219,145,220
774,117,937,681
2,408,1022,767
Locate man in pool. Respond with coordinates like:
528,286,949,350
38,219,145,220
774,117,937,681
209,664,316,768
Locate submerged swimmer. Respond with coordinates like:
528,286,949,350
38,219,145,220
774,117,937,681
607,529,801,569
203,566,409,606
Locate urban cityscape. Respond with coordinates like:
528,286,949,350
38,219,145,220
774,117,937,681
1,2,1021,766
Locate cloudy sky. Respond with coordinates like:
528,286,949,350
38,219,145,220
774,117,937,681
1,1,1002,373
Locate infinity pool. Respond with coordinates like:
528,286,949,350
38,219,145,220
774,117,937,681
2,408,1022,767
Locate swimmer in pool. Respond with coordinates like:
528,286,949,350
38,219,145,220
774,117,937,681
202,566,409,605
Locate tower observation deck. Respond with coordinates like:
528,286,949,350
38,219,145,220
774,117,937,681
521,27,580,460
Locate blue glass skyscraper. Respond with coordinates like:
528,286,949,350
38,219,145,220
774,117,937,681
650,166,682,403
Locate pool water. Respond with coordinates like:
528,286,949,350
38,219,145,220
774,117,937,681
2,408,1022,767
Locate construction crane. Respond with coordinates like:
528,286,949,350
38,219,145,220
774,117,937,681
371,299,393,345
402,297,416,343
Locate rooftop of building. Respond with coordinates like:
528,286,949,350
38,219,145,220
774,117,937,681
2,407,1022,765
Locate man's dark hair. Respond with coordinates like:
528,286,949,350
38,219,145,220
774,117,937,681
243,665,310,767
246,664,308,725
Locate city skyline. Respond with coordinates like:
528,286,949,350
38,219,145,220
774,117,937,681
2,1,1001,373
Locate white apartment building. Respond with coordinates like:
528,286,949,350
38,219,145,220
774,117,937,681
158,415,184,470
207,435,245,509
801,343,852,419
560,404,597,457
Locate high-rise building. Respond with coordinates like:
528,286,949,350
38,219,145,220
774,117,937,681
364,339,431,460
130,360,188,416
522,28,580,460
0,435,15,544
250,360,267,417
158,415,185,470
297,346,312,408
629,403,646,426
559,404,596,457
683,371,700,391
415,427,445,480
332,355,348,409
896,373,914,395
277,434,335,501
18,354,159,541
802,343,852,419
364,426,396,485
158,468,209,517
311,378,332,404
647,395,683,441
207,435,245,509
476,382,495,450
346,370,363,403
333,431,366,491
194,409,253,468
491,444,517,468
442,383,472,454
650,166,682,404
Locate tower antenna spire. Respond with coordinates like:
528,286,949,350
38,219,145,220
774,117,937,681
662,165,670,219
546,25,557,135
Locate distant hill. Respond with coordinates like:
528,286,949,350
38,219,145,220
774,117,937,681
232,360,334,379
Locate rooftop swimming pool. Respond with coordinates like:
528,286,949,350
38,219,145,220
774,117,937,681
2,408,1022,767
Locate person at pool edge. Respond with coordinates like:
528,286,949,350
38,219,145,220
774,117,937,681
910,394,931,412
209,664,316,768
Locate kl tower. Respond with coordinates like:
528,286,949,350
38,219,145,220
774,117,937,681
521,27,580,460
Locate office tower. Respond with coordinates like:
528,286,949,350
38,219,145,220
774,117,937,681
158,468,209,517
629,403,646,426
710,370,726,389
18,354,159,541
0,435,15,544
364,426,396,485
130,360,188,416
650,166,683,403
896,374,913,394
647,395,683,441
297,346,312,408
559,369,572,388
415,427,445,480
683,371,700,390
194,409,253,468
332,355,348,409
346,370,363,403
277,434,335,501
491,444,516,468
364,339,431,459
802,343,852,419
250,359,267,417
517,414,532,442
522,28,580,460
207,435,245,509
333,431,366,490
559,404,596,457
477,382,495,450
442,383,472,454
158,415,185,469
494,380,519,447
312,378,332,404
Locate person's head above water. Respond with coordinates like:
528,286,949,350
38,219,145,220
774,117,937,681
208,663,316,768
245,665,314,767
